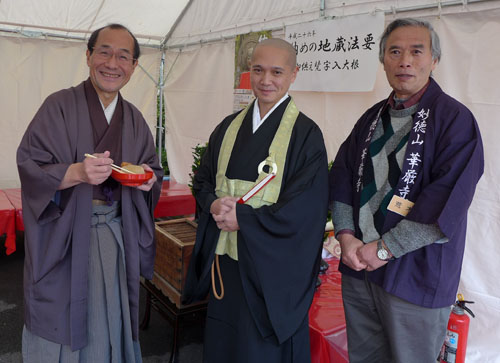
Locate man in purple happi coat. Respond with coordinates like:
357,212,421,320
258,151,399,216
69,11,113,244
17,24,163,362
329,18,483,363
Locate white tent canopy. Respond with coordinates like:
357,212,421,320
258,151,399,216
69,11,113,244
0,0,189,45
1,1,500,361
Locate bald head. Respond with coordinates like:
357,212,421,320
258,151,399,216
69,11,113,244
251,38,297,70
249,38,298,117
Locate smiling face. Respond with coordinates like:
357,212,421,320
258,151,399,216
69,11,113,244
250,44,298,116
383,25,438,99
86,27,137,106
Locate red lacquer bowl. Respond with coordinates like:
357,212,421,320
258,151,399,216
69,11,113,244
111,169,153,187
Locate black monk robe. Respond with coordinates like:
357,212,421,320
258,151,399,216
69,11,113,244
184,98,329,348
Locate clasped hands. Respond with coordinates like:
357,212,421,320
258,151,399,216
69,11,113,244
210,196,240,232
337,234,388,272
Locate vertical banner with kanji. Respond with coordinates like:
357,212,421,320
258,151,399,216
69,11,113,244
286,12,385,92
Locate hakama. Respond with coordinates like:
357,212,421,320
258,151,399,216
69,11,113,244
22,203,142,363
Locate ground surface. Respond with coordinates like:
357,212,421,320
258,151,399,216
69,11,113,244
0,235,205,363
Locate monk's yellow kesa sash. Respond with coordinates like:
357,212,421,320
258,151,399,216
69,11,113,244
214,99,299,260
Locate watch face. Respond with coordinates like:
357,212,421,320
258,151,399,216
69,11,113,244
377,247,389,260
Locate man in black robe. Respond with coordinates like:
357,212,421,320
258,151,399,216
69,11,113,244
17,24,163,361
184,39,329,362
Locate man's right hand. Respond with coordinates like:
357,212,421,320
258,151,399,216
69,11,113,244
338,233,368,271
58,151,113,190
80,151,113,185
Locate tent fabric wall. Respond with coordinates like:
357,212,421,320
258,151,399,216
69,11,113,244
165,0,321,47
0,36,160,188
163,41,235,185
437,11,500,361
0,0,189,44
162,8,500,362
165,0,500,48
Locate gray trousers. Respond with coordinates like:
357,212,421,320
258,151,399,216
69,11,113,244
22,203,142,363
342,274,451,363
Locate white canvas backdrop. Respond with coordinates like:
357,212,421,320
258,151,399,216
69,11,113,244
0,36,160,188
163,41,235,184
163,9,500,362
0,0,189,44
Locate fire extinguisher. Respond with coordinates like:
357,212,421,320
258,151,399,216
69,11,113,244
439,294,475,363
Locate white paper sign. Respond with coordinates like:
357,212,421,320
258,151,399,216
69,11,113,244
233,89,254,113
286,12,385,92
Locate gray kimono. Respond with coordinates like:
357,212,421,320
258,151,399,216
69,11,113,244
17,81,163,350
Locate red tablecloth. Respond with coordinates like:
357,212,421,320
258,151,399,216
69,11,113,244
0,182,194,229
0,190,16,255
3,188,23,231
0,182,195,253
154,179,195,219
309,257,348,363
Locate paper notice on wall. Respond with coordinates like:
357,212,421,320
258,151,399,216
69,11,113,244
233,89,254,113
286,12,384,92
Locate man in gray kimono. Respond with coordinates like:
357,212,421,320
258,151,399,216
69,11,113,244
17,24,163,362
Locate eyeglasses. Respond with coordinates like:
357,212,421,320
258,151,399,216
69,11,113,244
92,46,136,65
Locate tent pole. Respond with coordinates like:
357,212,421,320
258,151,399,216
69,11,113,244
0,21,163,45
138,64,160,85
161,0,195,47
158,50,181,177
0,26,161,48
157,51,166,167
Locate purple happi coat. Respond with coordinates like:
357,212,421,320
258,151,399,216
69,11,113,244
17,80,163,350
329,78,484,308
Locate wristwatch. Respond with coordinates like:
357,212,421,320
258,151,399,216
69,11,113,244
376,240,394,261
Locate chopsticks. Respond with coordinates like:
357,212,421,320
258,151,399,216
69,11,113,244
84,153,138,174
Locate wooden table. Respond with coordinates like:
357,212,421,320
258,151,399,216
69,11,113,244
140,278,207,363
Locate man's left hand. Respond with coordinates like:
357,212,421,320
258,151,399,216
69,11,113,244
212,197,240,231
356,240,388,271
136,164,157,192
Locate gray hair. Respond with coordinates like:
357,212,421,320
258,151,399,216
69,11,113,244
378,18,441,63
